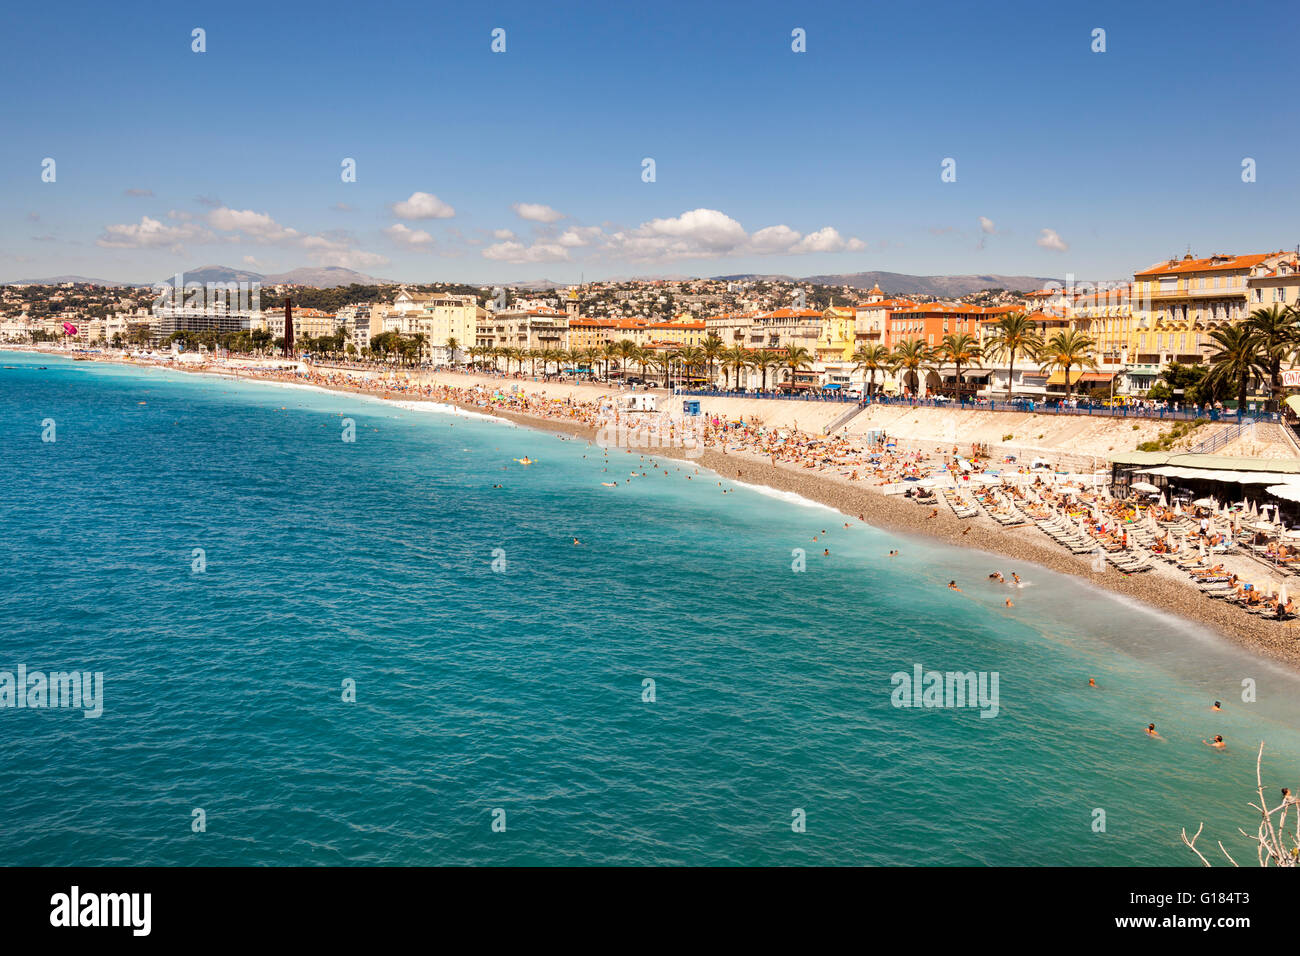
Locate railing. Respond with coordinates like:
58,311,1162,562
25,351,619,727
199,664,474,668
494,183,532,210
1188,420,1255,454
674,387,1282,423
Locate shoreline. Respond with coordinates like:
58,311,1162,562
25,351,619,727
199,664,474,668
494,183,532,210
19,347,1300,673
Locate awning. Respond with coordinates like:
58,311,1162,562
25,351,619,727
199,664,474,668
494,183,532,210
1286,395,1300,416
1137,465,1300,484
1079,372,1114,383
1046,369,1089,386
1268,484,1300,503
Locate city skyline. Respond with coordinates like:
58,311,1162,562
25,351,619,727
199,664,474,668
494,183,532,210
3,0,1297,284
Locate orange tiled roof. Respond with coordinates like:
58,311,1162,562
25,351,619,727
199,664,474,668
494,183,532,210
1135,252,1279,277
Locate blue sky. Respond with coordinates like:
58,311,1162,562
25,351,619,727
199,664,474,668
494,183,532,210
2,0,1296,284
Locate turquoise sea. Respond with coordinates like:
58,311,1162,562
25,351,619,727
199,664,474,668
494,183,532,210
1,351,1298,866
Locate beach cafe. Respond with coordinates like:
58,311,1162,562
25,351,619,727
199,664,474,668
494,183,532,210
1109,451,1300,526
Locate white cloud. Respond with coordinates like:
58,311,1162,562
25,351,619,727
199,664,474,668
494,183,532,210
391,192,455,220
383,223,435,248
979,216,996,234
512,202,565,223
482,240,571,263
209,207,301,243
750,224,802,253
479,208,866,263
557,226,602,247
96,215,212,250
1036,228,1068,252
793,227,853,254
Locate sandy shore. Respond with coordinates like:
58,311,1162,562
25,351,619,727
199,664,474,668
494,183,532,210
28,349,1300,672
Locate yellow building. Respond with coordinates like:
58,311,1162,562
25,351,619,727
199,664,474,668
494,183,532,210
635,320,706,348
1069,284,1133,366
1131,251,1286,366
816,306,857,362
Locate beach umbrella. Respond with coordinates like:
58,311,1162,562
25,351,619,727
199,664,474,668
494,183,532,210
1192,497,1215,508
1281,584,1289,605
1158,492,1168,507
1131,481,1159,494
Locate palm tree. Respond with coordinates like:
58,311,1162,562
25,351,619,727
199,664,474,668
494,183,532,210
602,342,621,381
781,345,815,392
750,349,781,391
851,343,891,397
615,339,638,381
1246,304,1299,410
937,332,983,401
445,336,459,367
700,333,724,387
632,346,655,384
890,338,934,396
1204,323,1265,413
720,345,749,390
676,346,706,388
1037,329,1097,403
983,312,1044,400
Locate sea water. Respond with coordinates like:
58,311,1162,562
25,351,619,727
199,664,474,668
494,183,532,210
0,351,1297,866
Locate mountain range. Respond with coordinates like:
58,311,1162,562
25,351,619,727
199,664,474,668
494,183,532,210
717,271,1064,296
6,266,1066,296
3,265,396,288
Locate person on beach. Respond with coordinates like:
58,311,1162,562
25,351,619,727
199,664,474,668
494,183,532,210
1145,723,1161,739
1203,735,1225,750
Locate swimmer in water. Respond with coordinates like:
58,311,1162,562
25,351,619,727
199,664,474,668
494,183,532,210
572,537,581,546
1145,723,1161,739
823,549,830,557
1012,572,1021,584
1211,701,1222,711
988,572,1004,583
1088,678,1097,688
1203,734,1226,750
1004,598,1013,608
888,550,899,558
947,580,961,591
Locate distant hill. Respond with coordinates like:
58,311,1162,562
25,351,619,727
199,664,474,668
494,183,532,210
794,271,1062,296
2,274,143,287
264,266,397,287
158,265,396,287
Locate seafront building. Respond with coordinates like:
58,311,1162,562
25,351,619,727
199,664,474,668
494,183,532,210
1131,251,1287,366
